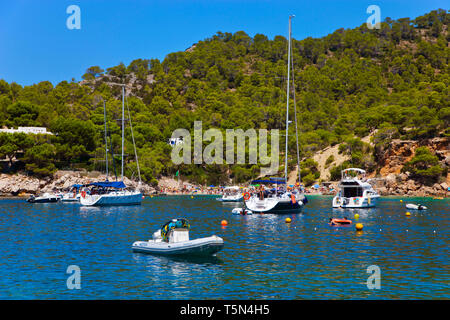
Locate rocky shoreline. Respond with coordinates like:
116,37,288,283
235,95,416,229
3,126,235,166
0,170,448,198
0,170,156,196
374,173,448,197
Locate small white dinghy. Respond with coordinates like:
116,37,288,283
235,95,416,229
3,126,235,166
26,193,60,203
132,218,224,256
231,208,253,215
406,203,428,210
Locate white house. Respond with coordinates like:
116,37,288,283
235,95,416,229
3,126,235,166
0,126,53,135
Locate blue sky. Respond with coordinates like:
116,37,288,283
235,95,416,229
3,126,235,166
0,0,447,86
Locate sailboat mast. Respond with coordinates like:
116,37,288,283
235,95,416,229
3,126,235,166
285,15,293,184
103,100,108,179
291,34,301,185
121,85,125,181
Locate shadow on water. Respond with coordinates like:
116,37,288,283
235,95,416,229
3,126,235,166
132,252,223,266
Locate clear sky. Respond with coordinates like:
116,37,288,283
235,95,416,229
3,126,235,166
0,0,447,86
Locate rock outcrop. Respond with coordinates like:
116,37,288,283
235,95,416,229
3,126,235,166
0,170,156,196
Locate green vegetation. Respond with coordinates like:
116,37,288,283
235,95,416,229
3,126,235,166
0,9,448,185
325,155,334,168
402,146,444,184
300,159,320,186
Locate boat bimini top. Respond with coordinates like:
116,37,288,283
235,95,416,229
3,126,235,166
161,218,190,242
88,181,127,189
341,168,366,180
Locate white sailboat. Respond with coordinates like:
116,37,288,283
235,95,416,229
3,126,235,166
80,86,143,206
245,15,307,214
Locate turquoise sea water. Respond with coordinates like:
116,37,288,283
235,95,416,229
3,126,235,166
0,195,448,299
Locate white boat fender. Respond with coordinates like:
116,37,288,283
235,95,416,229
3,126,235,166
231,208,253,215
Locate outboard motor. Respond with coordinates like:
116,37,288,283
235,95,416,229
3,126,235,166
303,195,308,205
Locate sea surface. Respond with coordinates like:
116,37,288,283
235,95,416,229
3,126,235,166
0,195,448,299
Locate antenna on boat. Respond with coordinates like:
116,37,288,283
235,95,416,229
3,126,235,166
285,15,294,185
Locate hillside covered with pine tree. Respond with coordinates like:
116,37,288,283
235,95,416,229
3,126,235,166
0,9,448,187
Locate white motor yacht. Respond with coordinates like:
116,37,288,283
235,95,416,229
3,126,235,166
332,168,380,208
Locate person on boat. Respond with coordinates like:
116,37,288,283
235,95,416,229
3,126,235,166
258,185,265,200
329,217,351,226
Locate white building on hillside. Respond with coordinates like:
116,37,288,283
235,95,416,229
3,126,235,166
0,126,53,135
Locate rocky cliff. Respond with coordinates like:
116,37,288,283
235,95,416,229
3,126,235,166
374,137,449,197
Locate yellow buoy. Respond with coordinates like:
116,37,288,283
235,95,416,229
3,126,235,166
406,211,411,216
354,214,359,220
191,196,194,199
400,199,403,202
285,217,292,223
355,223,363,231
221,220,228,226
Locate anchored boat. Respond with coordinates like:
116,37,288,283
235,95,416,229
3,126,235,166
406,203,428,210
60,184,83,202
244,16,307,214
332,168,380,208
218,186,244,202
27,193,60,203
132,218,224,256
80,86,142,206
80,181,142,206
244,179,307,214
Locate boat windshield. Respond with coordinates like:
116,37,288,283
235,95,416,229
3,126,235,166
342,186,363,197
161,218,190,241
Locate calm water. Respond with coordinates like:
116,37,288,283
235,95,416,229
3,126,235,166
0,195,448,299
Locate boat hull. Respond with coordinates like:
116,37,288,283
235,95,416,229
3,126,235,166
61,198,79,202
406,204,427,210
27,197,59,203
132,236,224,256
245,197,304,214
332,196,378,208
80,192,142,206
218,197,243,202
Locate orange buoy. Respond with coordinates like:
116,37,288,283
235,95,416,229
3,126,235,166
221,220,228,226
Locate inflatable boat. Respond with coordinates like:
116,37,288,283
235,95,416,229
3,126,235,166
406,204,428,210
27,193,60,203
132,218,224,256
231,208,253,215
329,218,352,226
